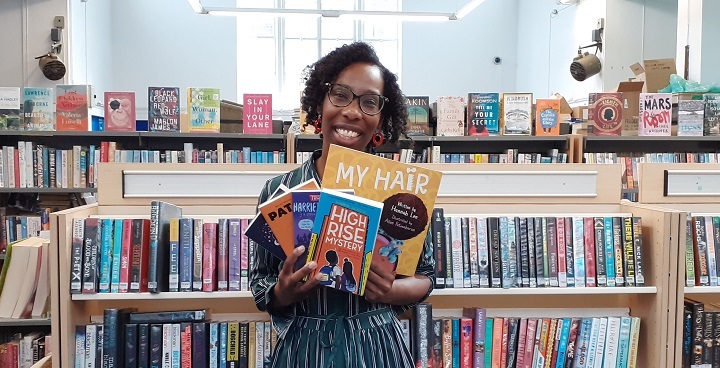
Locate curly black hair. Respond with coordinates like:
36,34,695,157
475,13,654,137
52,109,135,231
301,42,407,146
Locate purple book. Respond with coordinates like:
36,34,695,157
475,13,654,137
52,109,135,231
463,307,486,368
291,190,321,269
228,218,242,291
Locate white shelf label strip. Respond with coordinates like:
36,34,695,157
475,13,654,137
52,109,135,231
437,170,599,197
122,170,287,198
664,169,720,197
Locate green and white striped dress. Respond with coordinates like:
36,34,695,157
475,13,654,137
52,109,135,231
250,150,436,368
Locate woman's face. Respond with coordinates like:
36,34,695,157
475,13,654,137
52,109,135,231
320,62,384,153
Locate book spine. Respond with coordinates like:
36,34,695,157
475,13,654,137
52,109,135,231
239,322,249,368
546,217,558,287
564,217,575,287
171,324,181,368
240,219,250,291
149,325,163,368
507,216,519,288
138,324,149,368
168,219,180,292
202,223,218,292
179,218,194,292
593,218,607,287
534,217,546,287
488,217,501,288
110,219,123,293
623,217,636,286
191,323,207,368
460,217,472,287
556,217,567,288
519,217,531,288
228,219,242,291
572,217,585,288
451,217,465,288
468,217,480,288
98,218,114,293
476,217,490,288
603,217,616,287
228,322,239,367
82,218,100,294
433,208,446,288
612,217,625,286
125,324,138,368
147,202,161,293
219,323,228,368
460,318,473,368
632,217,645,286
208,323,218,368
627,317,641,368
413,303,432,367
71,218,85,294
192,219,204,291
687,216,697,286
128,310,208,324
102,309,120,368
180,323,192,368
119,219,133,293
444,217,454,288
442,319,453,368
217,219,229,291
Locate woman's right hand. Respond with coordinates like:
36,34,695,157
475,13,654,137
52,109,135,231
270,246,323,310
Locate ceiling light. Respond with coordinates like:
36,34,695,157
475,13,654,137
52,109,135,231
206,7,322,18
187,0,205,14
454,0,488,20
337,11,451,22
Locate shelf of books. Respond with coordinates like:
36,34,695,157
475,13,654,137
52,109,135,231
422,162,677,367
51,162,677,368
292,134,578,164
637,163,720,367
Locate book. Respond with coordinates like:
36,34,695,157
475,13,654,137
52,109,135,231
23,88,54,131
467,92,500,136
704,94,720,136
638,93,672,136
436,96,465,136
148,87,180,131
148,201,182,293
187,88,220,132
56,85,91,131
0,87,22,130
258,179,319,257
405,96,430,136
306,188,384,295
243,93,273,134
291,189,321,270
104,92,136,132
534,98,561,136
321,144,443,276
678,100,705,136
501,93,532,135
588,92,623,136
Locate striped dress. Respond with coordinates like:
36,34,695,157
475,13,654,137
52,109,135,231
250,150,436,368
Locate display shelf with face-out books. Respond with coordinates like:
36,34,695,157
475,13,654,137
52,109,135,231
51,162,678,368
637,162,720,368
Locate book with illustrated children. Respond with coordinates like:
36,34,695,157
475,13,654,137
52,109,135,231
322,144,443,276
306,188,383,295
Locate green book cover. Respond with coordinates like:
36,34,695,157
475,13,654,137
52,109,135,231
187,88,220,132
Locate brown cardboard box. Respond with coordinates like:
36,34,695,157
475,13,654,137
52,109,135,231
616,81,644,136
552,93,573,114
629,59,677,93
220,100,244,133
572,106,589,120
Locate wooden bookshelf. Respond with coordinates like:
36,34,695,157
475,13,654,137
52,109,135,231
51,162,677,368
638,162,720,367
0,317,51,327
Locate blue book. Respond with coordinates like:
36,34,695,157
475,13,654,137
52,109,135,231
98,218,114,293
604,217,616,286
306,188,383,295
467,92,500,135
20,216,27,239
291,190,320,270
228,218,242,291
242,147,251,163
452,319,460,368
243,186,288,261
209,322,219,368
574,318,593,368
555,317,571,368
42,147,49,187
110,219,123,293
179,218,194,292
75,325,86,368
616,316,632,368
219,322,228,368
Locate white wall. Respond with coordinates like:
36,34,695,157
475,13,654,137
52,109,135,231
401,0,520,100
700,0,720,84
515,0,605,103
69,0,112,107
0,0,69,88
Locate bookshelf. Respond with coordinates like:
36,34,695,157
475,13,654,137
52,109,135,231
637,162,720,367
49,162,679,368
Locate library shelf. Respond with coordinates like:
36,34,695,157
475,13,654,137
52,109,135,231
71,291,254,301
430,286,657,296
0,188,97,193
0,317,51,327
683,286,720,295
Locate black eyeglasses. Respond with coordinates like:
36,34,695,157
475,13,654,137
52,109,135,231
325,83,388,116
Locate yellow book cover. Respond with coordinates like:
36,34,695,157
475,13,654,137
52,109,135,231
535,99,561,136
259,179,319,256
322,144,443,276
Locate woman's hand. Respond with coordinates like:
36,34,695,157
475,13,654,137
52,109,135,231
363,262,396,304
270,246,322,310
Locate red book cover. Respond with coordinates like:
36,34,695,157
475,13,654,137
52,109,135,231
556,217,567,287
129,219,150,292
119,219,133,292
203,222,218,292
523,319,538,368
243,93,273,134
100,141,109,162
181,323,192,368
583,217,597,287
500,318,509,368
13,149,19,188
460,318,473,368
516,318,528,367
104,92,136,131
56,84,90,131
139,219,151,292
589,92,623,136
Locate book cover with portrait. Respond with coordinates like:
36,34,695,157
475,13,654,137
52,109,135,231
306,188,383,295
104,92,136,132
322,144,443,277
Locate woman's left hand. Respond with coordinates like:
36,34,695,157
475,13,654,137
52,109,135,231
363,262,396,304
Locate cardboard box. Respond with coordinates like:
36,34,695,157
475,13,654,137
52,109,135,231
629,58,677,93
572,106,589,120
616,81,644,136
552,93,573,114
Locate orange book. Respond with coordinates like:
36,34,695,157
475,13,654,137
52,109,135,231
491,317,503,368
535,98,561,136
322,144,443,276
259,179,318,256
56,85,90,131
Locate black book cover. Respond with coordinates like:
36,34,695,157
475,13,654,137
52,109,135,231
147,201,182,293
431,208,446,289
505,318,519,368
526,217,537,288
518,217,530,288
128,309,210,324
193,322,209,368
103,307,137,368
137,324,149,368
125,324,138,368
149,324,163,368
82,218,101,293
534,217,546,287
487,217,501,288
632,217,645,286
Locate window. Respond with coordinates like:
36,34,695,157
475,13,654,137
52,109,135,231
236,0,401,111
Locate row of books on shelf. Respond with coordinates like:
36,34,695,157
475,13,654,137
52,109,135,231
0,212,50,253
412,304,641,368
0,331,50,368
0,237,50,319
75,309,276,368
0,86,275,134
684,215,720,287
683,298,720,368
69,215,257,294
295,148,569,165
432,211,646,289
